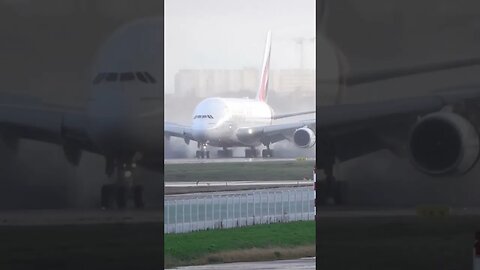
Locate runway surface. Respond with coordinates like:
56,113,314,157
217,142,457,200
165,180,313,195
165,180,313,188
0,209,162,226
168,257,315,269
165,157,312,164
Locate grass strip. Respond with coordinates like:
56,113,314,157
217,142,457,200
164,220,315,268
165,160,315,182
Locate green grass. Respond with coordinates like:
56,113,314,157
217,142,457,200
165,160,315,182
0,223,163,270
317,215,480,270
164,221,315,267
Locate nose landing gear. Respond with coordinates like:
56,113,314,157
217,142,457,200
195,143,210,159
100,158,145,210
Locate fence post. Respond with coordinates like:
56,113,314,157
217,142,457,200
253,192,256,224
239,195,242,227
204,197,207,230
197,197,199,231
182,199,185,233
267,191,270,223
211,195,214,229
226,196,229,228
246,194,249,226
281,191,284,221
232,196,237,227
260,191,263,224
274,192,277,221
295,190,298,221
189,198,192,232
288,190,291,221
175,200,178,233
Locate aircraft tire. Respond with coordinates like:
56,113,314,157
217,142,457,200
116,185,127,209
101,184,115,209
262,149,273,158
133,185,145,209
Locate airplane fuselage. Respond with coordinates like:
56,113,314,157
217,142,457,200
191,97,273,147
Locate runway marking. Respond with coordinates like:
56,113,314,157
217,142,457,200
167,257,316,269
165,158,314,164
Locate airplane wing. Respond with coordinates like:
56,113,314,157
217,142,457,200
164,121,194,142
316,85,480,165
0,95,98,160
272,111,315,120
236,119,315,145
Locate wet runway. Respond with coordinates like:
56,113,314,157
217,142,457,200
168,257,316,269
0,209,162,226
165,180,313,188
164,158,312,164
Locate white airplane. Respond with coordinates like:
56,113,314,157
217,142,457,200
165,32,316,159
3,18,480,209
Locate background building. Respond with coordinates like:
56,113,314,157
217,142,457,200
174,68,314,97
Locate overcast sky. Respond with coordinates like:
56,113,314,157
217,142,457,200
164,0,315,93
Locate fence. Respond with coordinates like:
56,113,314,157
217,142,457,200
164,187,314,234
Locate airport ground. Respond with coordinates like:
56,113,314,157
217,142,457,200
0,222,163,270
2,209,480,270
164,221,315,268
166,212,480,270
164,159,315,183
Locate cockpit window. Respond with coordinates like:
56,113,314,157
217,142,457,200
136,72,147,83
93,73,106,84
144,72,157,83
92,71,155,84
193,115,214,119
105,72,118,82
120,72,135,81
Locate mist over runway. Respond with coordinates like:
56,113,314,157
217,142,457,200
168,257,315,270
164,157,313,164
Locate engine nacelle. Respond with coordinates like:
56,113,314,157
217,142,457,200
293,127,316,148
408,112,480,175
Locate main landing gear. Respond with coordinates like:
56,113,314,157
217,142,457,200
100,158,144,210
217,147,233,158
317,136,345,205
196,143,210,159
262,144,273,158
245,147,258,158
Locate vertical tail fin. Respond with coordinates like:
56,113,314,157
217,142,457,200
256,31,271,102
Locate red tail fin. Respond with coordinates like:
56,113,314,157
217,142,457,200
256,31,271,102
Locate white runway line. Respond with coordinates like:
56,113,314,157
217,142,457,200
165,180,314,188
168,257,316,269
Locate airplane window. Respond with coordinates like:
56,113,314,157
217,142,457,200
202,115,207,118
120,72,135,81
92,73,106,84
144,72,157,83
136,72,148,83
106,73,118,82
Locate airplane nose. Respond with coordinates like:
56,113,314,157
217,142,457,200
192,128,209,141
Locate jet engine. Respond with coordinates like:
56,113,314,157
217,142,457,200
293,127,316,148
408,112,480,175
